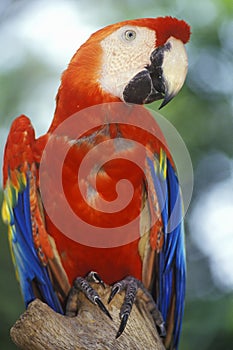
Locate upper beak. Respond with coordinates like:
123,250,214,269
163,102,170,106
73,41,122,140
155,37,188,109
159,92,176,109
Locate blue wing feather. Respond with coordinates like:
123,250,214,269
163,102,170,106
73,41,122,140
5,174,63,313
146,154,186,350
2,116,70,316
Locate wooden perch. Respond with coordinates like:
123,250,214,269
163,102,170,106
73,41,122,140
10,284,165,350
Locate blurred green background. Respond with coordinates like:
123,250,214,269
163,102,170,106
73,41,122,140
0,0,233,349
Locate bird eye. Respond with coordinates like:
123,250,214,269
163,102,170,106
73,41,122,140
124,29,136,41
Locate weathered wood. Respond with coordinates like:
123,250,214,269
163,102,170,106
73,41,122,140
10,284,165,350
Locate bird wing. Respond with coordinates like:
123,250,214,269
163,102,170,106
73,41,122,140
2,115,70,312
140,148,185,349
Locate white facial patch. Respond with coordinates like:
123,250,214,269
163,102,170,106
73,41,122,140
99,26,156,100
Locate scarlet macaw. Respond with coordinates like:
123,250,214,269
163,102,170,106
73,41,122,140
2,17,190,349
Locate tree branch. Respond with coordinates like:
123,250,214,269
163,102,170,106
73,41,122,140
10,284,165,350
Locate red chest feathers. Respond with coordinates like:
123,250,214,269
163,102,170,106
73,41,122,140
41,123,145,284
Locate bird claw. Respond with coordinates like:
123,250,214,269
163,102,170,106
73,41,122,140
65,271,111,320
108,276,166,339
108,284,121,304
86,271,106,289
95,296,112,320
116,313,129,338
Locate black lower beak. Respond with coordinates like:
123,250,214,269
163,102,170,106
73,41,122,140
122,69,164,105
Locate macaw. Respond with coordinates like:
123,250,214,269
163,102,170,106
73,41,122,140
2,17,190,349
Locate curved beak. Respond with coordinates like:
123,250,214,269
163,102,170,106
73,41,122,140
123,37,188,107
157,37,188,109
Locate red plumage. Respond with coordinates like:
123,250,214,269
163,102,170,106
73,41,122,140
2,17,191,349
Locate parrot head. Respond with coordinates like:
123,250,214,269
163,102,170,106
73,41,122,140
53,17,190,127
98,17,190,108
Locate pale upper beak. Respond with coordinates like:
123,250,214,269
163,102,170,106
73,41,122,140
158,37,188,109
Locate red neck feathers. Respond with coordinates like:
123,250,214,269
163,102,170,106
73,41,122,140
49,34,120,132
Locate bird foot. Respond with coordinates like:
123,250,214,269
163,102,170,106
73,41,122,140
66,273,165,339
65,271,112,320
108,276,166,338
